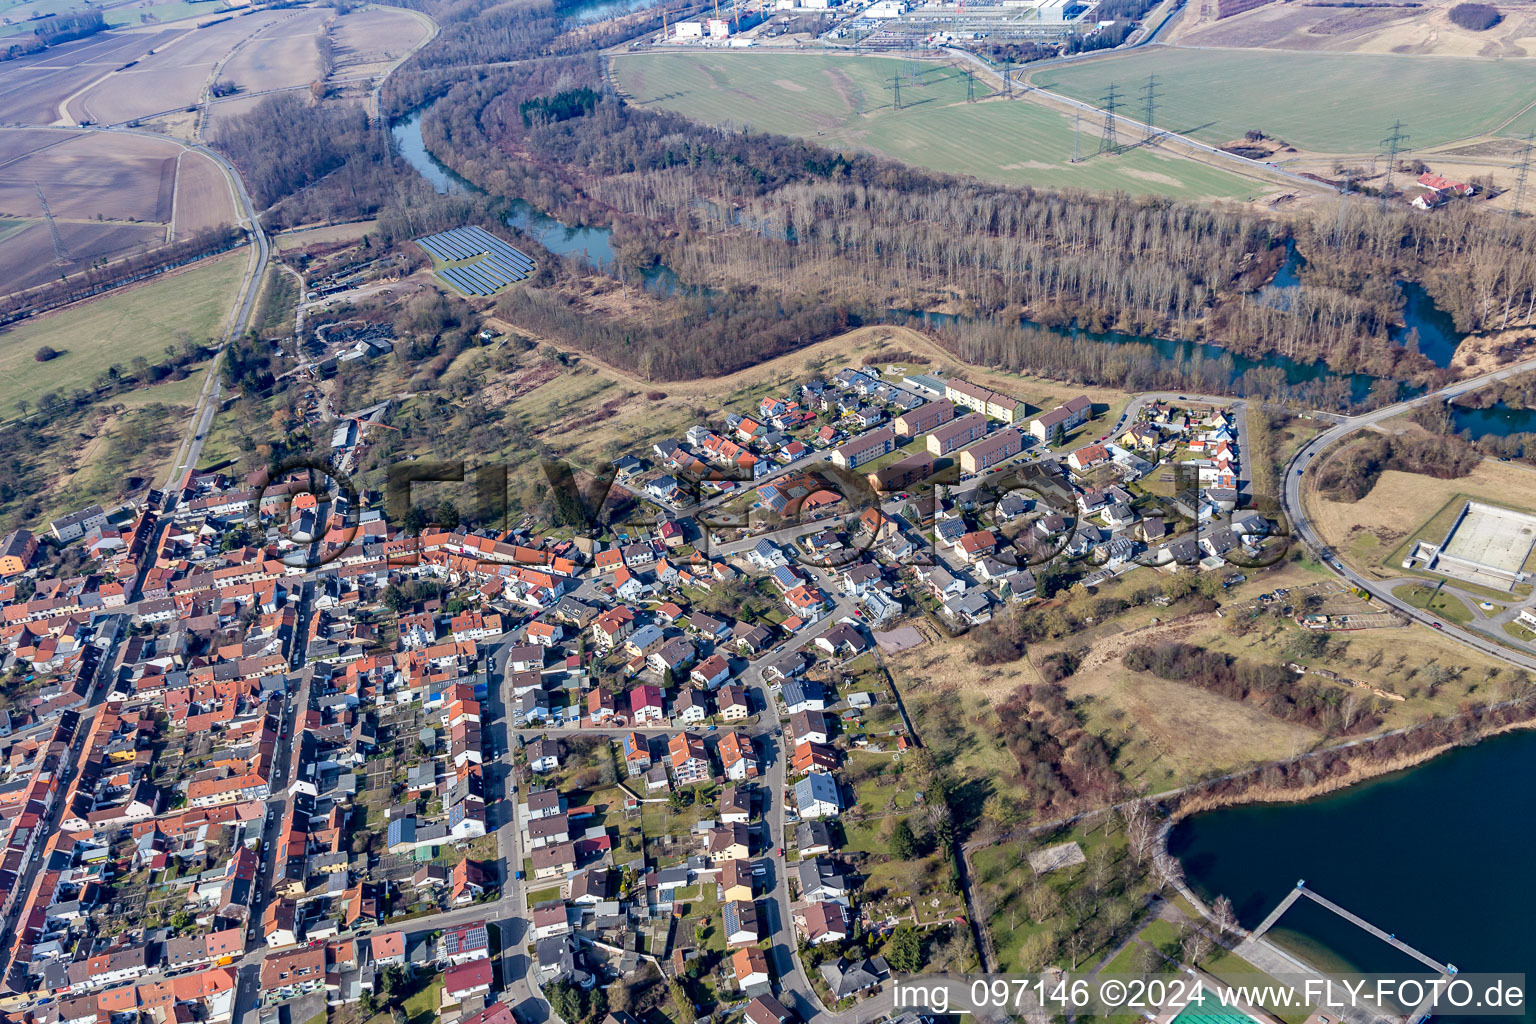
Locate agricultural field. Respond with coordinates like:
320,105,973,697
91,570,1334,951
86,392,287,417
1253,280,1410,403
327,5,433,79
1167,0,1536,57
1031,48,1536,154
613,52,1268,200
0,251,245,416
0,127,236,289
0,130,176,222
0,27,182,123
65,10,297,125
216,7,329,97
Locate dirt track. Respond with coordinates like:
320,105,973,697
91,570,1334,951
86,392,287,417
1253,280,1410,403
1075,613,1218,674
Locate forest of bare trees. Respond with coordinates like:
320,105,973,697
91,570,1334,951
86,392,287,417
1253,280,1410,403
211,95,406,222
400,53,1536,389
206,0,1536,409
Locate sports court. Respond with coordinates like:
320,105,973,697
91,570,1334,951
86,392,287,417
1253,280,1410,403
1438,501,1536,582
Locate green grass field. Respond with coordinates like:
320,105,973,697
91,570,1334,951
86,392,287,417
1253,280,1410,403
1395,582,1473,625
0,253,245,417
1497,102,1536,141
614,52,1265,199
1032,48,1536,153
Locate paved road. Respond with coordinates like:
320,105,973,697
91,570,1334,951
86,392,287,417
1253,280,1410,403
149,126,269,490
1283,355,1536,671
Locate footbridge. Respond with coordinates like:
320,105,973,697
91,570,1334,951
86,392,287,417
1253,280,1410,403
1244,881,1457,1024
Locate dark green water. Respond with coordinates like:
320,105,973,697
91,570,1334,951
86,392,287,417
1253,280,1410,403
1170,730,1536,1021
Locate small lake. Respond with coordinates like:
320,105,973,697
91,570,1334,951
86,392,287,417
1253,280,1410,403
1451,401,1536,439
1170,729,1536,1024
1395,280,1464,369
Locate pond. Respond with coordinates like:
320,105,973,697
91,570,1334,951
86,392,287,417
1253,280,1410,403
1259,243,1466,369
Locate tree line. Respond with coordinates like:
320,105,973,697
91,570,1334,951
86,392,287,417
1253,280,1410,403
1,9,104,61
1170,689,1536,812
210,94,399,218
994,683,1120,816
0,226,243,316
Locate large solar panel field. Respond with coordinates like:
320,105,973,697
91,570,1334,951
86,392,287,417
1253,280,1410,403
414,225,535,296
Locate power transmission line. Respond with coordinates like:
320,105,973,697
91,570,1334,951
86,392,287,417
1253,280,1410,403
1004,59,1011,99
1140,73,1157,144
35,183,72,268
1379,120,1408,210
1097,83,1119,156
1513,131,1534,217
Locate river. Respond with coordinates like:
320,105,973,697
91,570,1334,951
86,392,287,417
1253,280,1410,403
389,112,1445,408
1260,243,1466,370
1169,729,1536,1023
1452,401,1536,439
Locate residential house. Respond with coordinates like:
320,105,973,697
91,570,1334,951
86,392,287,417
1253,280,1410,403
674,687,710,724
443,960,495,1004
732,947,772,993
629,685,664,724
621,732,652,776
527,738,561,773
720,784,751,823
723,899,761,947
668,732,711,785
793,772,841,819
794,901,851,945
782,680,827,714
718,731,759,780
690,654,731,690
719,684,751,721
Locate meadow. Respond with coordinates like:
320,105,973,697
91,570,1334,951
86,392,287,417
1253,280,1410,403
0,253,245,416
613,52,1266,200
1031,47,1536,153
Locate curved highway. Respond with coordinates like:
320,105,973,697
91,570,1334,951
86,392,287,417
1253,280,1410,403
1282,355,1536,673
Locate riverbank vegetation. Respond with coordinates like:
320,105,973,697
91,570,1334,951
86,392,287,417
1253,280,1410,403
202,0,1536,415
398,43,1536,392
1448,366,1536,411
1312,431,1483,501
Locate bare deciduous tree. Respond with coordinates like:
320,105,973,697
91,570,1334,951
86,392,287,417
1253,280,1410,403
1211,894,1239,936
1121,801,1158,865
